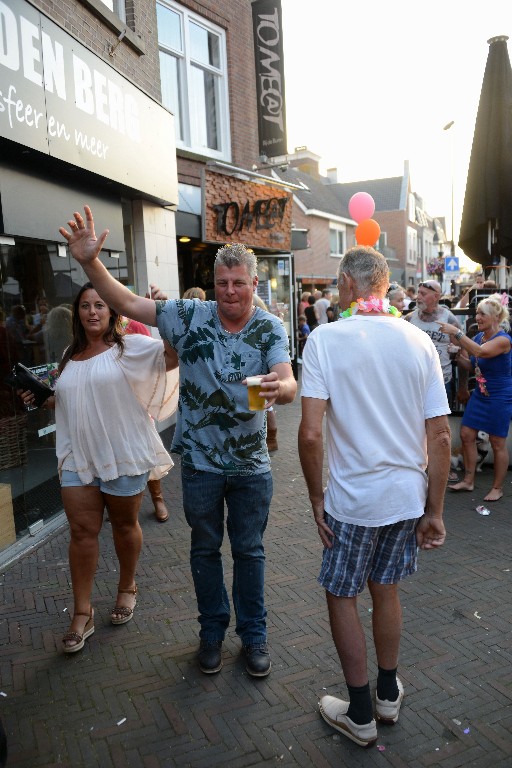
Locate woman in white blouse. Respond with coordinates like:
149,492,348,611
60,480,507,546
23,283,178,653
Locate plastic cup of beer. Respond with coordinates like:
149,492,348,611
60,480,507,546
246,376,266,411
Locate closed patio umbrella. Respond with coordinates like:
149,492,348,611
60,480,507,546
459,36,512,269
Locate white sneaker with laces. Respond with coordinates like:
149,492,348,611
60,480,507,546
375,677,404,724
319,695,377,747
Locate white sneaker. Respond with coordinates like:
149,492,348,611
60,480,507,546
375,677,404,724
319,695,377,747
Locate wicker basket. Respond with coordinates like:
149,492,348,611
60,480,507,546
0,414,28,470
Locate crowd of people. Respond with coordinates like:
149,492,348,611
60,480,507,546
11,207,511,756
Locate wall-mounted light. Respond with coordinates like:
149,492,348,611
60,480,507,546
0,236,15,246
109,28,127,57
109,252,120,259
57,244,67,258
270,277,278,290
179,236,191,243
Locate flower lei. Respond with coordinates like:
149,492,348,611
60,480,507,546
474,367,489,397
475,332,491,397
339,296,401,319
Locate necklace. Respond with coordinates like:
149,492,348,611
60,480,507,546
339,296,401,319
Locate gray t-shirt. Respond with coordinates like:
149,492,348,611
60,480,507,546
156,299,290,474
407,306,461,382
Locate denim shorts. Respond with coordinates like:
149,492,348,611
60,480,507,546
318,514,419,597
60,470,150,496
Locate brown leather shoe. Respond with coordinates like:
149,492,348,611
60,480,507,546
147,478,169,522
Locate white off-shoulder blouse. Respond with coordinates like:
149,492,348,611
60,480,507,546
55,334,179,484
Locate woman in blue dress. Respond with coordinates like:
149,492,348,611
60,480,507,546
439,294,512,502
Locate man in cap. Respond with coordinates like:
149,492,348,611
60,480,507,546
406,280,463,405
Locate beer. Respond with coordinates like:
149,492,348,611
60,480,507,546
246,376,266,411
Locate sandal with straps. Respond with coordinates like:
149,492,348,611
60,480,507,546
62,609,94,654
111,585,137,625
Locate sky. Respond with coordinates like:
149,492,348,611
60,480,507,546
280,0,511,268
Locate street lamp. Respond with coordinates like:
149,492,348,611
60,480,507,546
443,121,455,262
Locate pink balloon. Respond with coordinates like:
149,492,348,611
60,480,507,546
348,192,375,223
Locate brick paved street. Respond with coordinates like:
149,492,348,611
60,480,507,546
1,386,511,767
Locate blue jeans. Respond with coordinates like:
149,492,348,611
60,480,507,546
445,378,453,406
181,467,272,645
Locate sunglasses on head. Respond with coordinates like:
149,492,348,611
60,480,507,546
418,282,439,293
388,283,400,292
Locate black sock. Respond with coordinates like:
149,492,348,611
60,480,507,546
377,666,399,701
346,683,373,724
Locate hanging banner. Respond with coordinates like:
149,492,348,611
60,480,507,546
252,0,287,159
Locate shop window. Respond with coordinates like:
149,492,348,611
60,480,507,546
0,237,132,550
157,1,231,160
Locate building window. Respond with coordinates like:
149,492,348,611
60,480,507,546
113,0,126,22
95,0,126,21
408,192,416,223
407,227,418,265
157,1,230,160
329,226,346,257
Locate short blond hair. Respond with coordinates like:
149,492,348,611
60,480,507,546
477,293,510,324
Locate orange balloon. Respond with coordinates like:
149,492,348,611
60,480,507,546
355,218,381,246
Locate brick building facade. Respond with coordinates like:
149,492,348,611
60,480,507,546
0,0,182,552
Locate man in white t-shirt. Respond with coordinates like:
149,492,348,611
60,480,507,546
298,246,451,748
314,289,332,325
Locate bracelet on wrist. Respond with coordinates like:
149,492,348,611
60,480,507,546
454,330,463,341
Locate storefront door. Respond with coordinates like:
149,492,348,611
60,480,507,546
256,253,296,362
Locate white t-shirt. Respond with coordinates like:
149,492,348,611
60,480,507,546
315,297,331,325
56,334,179,483
301,315,450,527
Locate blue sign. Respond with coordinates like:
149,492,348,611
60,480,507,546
444,256,460,272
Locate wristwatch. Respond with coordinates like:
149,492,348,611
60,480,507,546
454,330,463,341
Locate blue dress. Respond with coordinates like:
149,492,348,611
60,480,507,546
462,331,512,437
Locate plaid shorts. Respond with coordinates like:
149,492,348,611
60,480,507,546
318,514,419,597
